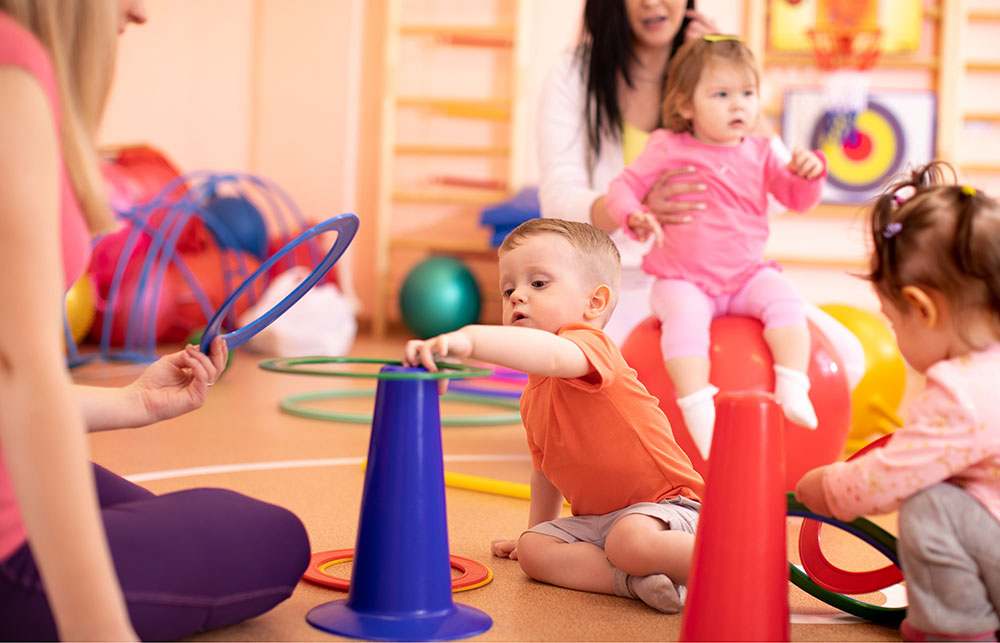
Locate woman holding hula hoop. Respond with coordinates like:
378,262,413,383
0,2,308,639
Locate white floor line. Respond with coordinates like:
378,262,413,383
128,457,903,629
125,453,531,483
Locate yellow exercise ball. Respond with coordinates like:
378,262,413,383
65,273,97,347
820,303,906,455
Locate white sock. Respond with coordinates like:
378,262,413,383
774,365,818,429
676,385,719,460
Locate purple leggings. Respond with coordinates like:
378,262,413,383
0,463,310,641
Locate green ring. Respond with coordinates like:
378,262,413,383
788,565,905,627
279,390,522,426
259,356,492,380
786,494,905,627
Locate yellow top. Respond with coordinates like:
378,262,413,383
622,120,651,166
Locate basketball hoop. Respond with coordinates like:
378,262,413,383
809,27,882,72
809,27,882,145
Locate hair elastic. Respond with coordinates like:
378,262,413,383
961,185,977,197
702,34,743,42
881,222,902,239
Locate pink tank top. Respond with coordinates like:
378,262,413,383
0,12,92,561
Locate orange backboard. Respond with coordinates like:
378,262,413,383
768,0,922,54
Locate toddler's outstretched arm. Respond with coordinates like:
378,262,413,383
404,325,591,379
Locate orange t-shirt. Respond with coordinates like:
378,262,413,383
520,323,704,516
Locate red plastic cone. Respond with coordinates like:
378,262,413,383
680,391,789,642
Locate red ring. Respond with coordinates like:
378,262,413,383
302,548,493,593
798,434,902,594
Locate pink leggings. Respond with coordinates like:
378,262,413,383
650,268,807,361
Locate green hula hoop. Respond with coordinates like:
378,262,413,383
259,356,492,380
786,494,906,627
280,390,522,426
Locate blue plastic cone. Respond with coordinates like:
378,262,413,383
680,391,789,642
307,366,492,641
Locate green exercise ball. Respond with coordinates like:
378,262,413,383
399,256,481,338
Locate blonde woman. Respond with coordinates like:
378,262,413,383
0,2,308,639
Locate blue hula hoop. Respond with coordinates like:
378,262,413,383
199,213,359,353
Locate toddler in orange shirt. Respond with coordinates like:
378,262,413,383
405,218,704,613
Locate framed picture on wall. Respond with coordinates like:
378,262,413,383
782,88,937,204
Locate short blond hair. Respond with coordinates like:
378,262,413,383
1,0,118,233
499,218,621,322
662,36,760,134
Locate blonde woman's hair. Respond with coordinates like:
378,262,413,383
499,218,622,320
662,36,760,134
1,0,118,233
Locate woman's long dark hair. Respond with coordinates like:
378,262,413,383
579,0,693,158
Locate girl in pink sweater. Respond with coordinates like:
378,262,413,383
606,36,826,459
796,162,1000,642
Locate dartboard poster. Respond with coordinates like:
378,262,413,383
781,88,937,204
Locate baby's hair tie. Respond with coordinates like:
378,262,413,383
892,194,906,206
961,185,977,197
703,34,744,42
882,222,902,239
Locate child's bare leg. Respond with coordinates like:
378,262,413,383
763,325,817,429
763,324,809,372
604,514,695,613
515,532,614,595
665,356,711,398
666,356,717,459
604,514,695,583
516,530,686,614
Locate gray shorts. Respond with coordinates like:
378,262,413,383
524,496,700,549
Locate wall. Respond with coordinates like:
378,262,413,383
100,0,254,172
98,0,1000,323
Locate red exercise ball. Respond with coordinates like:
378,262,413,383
90,262,180,347
620,316,851,491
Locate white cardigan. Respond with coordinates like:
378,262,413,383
536,49,650,273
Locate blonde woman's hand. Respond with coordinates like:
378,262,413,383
129,336,227,423
643,166,706,225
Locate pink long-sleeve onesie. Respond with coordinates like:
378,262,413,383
606,130,826,296
823,344,1000,524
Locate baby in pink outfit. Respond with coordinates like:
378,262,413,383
606,35,827,459
796,163,1000,642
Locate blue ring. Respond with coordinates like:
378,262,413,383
199,213,359,353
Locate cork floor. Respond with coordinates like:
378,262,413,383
77,332,905,642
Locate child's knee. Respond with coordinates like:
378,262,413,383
604,515,660,572
514,532,554,579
